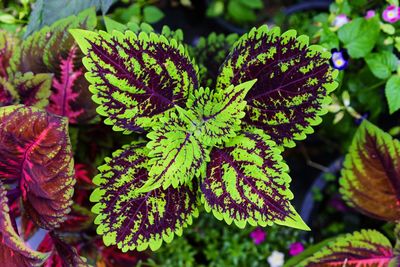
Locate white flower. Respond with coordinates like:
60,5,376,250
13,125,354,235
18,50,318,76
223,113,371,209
332,14,349,28
267,250,285,267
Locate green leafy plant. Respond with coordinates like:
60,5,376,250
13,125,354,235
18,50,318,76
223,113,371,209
70,24,337,252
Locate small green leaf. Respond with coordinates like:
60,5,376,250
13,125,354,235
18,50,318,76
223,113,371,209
187,79,257,146
365,51,398,80
0,13,16,24
103,16,128,33
338,17,380,58
143,6,164,24
238,0,263,9
385,75,400,114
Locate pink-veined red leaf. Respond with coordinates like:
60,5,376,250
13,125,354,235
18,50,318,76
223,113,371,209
0,105,75,229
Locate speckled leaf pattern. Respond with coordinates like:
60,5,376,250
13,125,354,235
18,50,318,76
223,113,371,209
217,26,338,147
191,32,238,88
201,129,308,230
70,29,199,133
90,142,199,251
13,8,97,123
144,110,209,192
187,79,257,147
0,105,75,229
0,180,49,267
0,30,19,79
13,72,52,108
340,120,400,222
296,229,394,267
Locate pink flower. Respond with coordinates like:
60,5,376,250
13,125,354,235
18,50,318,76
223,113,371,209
382,5,400,23
289,242,304,256
250,228,266,245
332,14,350,27
365,10,376,19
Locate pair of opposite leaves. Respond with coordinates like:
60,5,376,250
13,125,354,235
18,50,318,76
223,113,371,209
69,23,338,252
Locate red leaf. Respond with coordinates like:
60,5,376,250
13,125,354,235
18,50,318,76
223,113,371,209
0,105,75,229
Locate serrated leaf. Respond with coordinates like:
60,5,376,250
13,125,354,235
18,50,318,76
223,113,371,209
91,142,200,251
47,45,88,122
143,111,209,191
0,105,75,229
14,8,98,123
13,72,52,108
338,17,380,58
385,75,400,114
187,79,257,146
294,229,394,267
201,129,309,230
190,32,238,88
0,181,49,267
70,29,199,133
340,120,400,222
0,30,19,79
217,26,338,148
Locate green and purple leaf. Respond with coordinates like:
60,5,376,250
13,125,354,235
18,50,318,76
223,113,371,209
90,142,200,251
217,26,338,148
13,8,97,123
143,110,209,192
0,105,75,229
201,129,309,230
0,30,19,79
13,72,52,108
0,181,49,267
293,229,395,267
340,120,400,222
187,79,257,147
70,29,199,133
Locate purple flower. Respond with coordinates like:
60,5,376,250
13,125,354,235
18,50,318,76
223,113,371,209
250,227,266,245
382,5,400,23
365,10,376,19
289,242,304,256
330,49,349,70
332,14,350,27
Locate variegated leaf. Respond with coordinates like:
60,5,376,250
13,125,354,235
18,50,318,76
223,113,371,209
187,79,257,146
217,26,338,148
0,105,75,229
191,32,238,88
143,110,209,192
13,8,97,123
0,77,18,107
70,29,199,133
90,142,199,252
0,181,49,267
295,229,394,267
201,129,309,230
13,72,52,108
0,30,19,79
340,120,400,222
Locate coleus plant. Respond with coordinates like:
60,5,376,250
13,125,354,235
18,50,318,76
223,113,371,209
286,120,400,266
0,8,99,123
70,23,338,252
0,104,90,266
